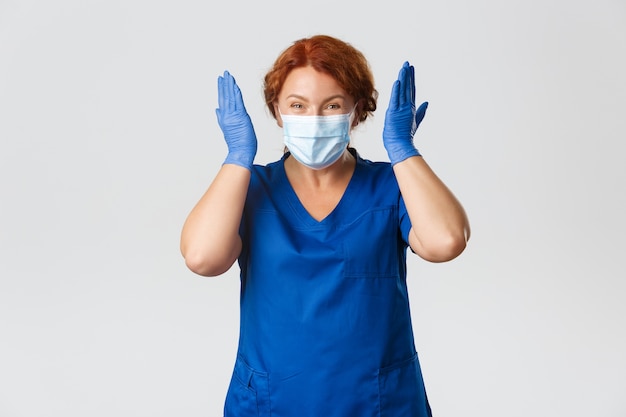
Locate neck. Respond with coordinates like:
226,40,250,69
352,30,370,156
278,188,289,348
285,149,355,188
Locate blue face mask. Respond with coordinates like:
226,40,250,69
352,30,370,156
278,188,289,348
280,111,353,170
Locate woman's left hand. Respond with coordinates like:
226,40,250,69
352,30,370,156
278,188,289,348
382,61,428,165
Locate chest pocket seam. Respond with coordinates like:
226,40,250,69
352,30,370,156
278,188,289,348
343,206,401,279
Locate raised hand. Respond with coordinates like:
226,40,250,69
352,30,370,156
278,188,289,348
382,61,428,165
215,70,257,170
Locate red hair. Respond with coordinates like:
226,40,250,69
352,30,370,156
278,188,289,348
263,35,378,125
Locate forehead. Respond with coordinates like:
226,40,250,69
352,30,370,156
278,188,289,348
280,66,347,101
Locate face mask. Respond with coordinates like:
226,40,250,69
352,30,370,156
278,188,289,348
280,110,353,170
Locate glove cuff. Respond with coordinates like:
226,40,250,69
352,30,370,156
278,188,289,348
388,147,421,166
223,152,255,171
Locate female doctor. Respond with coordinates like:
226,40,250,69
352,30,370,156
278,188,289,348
180,34,470,417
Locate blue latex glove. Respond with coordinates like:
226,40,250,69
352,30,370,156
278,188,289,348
382,61,428,165
215,70,257,170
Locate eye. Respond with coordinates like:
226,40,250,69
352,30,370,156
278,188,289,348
290,103,303,109
326,103,340,110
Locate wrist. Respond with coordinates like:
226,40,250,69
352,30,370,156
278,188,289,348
384,138,420,165
223,152,255,170
389,148,420,166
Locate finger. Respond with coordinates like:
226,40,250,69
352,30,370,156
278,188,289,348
399,62,411,106
409,64,416,105
233,81,245,113
414,101,429,127
217,73,226,111
215,107,222,126
388,79,401,110
224,71,236,112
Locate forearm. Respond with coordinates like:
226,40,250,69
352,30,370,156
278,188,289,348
393,156,470,262
180,164,251,276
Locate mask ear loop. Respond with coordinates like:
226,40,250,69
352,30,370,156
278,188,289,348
345,104,359,151
348,103,359,130
276,106,285,125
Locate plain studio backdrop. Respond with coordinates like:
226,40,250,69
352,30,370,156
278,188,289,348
1,0,625,416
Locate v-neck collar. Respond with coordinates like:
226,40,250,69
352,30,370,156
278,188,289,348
277,149,362,229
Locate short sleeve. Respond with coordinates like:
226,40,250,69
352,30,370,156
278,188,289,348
398,195,412,246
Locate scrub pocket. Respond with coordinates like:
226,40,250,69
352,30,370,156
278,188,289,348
224,356,270,417
378,353,432,417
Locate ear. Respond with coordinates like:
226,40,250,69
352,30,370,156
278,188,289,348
273,102,283,128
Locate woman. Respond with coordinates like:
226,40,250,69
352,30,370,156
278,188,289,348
181,35,470,417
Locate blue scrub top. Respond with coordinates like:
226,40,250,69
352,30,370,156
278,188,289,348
225,149,432,417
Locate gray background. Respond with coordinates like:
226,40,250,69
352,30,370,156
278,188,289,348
1,0,625,416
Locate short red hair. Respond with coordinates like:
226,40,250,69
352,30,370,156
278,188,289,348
263,35,378,125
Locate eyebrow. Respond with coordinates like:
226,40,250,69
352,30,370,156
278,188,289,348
285,94,346,102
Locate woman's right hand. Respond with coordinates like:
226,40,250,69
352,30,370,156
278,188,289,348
216,70,258,170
